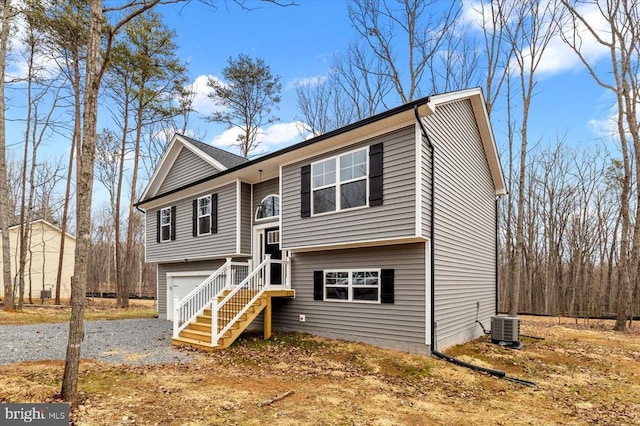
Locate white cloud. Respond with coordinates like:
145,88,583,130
210,121,306,156
186,74,224,116
6,4,63,82
461,0,610,76
287,74,328,90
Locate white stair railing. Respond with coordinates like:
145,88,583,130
211,255,272,346
173,258,250,338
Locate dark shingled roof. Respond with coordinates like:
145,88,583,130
177,134,249,169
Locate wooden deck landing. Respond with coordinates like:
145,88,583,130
171,289,295,351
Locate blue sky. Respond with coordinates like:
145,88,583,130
156,0,617,159
3,0,621,211
162,0,356,154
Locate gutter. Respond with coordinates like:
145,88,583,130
137,96,434,207
413,105,436,350
415,104,534,387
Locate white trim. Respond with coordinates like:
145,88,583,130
236,180,242,255
166,270,214,321
141,135,229,201
310,146,370,216
254,194,280,221
252,222,277,266
424,240,431,346
156,265,160,314
279,164,284,246
428,88,506,195
160,207,172,242
266,229,280,245
154,253,251,264
196,195,212,236
415,123,422,237
323,269,382,304
284,236,426,252
278,119,416,170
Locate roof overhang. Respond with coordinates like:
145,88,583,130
139,134,230,202
137,88,507,209
425,88,507,196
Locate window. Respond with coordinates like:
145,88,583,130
197,195,211,235
311,148,368,215
192,193,217,236
324,270,380,303
160,207,172,242
256,195,280,220
267,229,280,245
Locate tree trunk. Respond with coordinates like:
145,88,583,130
61,0,102,404
55,48,81,306
0,0,13,311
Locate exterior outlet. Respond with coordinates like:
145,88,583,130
299,314,306,322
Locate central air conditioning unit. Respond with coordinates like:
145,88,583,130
491,315,520,343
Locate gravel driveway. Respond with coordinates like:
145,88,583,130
0,319,199,365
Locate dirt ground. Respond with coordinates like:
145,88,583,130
0,315,639,425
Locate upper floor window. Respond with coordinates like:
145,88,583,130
158,206,175,242
312,148,368,215
256,194,280,220
197,195,211,235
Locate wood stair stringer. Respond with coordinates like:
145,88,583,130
171,293,269,350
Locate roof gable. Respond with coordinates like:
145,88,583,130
140,134,248,200
138,88,506,206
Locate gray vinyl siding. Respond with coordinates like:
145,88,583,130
272,243,428,354
253,177,280,225
240,182,252,254
146,182,239,263
281,126,417,249
427,99,497,350
158,147,221,195
157,260,224,319
421,132,432,238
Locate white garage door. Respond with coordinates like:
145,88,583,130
166,272,212,321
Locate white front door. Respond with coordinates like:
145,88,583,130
166,272,212,321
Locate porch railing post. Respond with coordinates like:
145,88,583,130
285,253,291,289
225,257,232,289
211,300,218,347
265,254,271,289
173,296,180,338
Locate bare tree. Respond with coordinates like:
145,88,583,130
61,0,294,404
347,0,461,103
0,0,15,311
505,0,563,316
62,0,172,404
560,0,640,331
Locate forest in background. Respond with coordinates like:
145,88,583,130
0,0,638,327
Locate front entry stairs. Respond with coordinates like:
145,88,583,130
170,257,294,351
172,289,294,351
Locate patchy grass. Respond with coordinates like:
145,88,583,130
0,299,156,325
0,316,639,425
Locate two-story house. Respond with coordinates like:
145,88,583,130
136,88,506,354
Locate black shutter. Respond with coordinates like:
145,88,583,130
156,210,161,243
369,143,384,206
301,165,311,218
313,270,323,300
211,193,218,234
192,199,197,237
381,268,394,303
170,206,176,241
